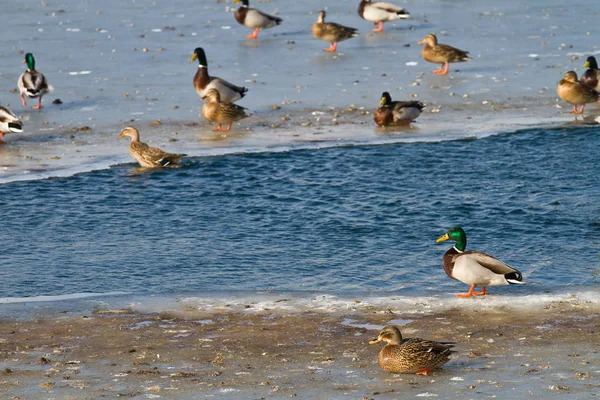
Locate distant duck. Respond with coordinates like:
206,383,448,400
436,226,525,298
418,34,471,75
201,89,249,132
374,92,424,126
190,47,248,103
369,326,455,375
357,0,410,33
557,71,600,115
233,0,283,39
579,56,600,92
118,126,186,168
312,10,359,53
18,53,52,109
0,106,23,143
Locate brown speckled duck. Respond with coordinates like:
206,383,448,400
190,47,247,103
18,53,52,109
357,0,410,33
233,0,282,39
312,10,359,52
557,71,599,115
369,326,455,375
0,106,23,143
118,127,186,168
580,56,600,91
201,89,249,132
374,92,424,126
436,226,525,298
418,34,471,75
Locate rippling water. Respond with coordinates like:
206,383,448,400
1,126,599,298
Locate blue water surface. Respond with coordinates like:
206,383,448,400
1,126,599,298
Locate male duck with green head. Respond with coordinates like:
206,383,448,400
436,226,525,298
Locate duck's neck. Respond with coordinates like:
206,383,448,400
239,0,249,7
454,234,467,252
25,55,35,71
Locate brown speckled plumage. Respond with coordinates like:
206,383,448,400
557,71,599,115
118,126,185,168
312,10,358,52
370,326,455,375
418,34,470,75
201,89,249,132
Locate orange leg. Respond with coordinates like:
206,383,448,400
20,93,27,107
0,133,5,143
372,22,384,33
416,369,434,376
324,42,338,52
569,104,584,114
32,96,43,110
433,63,449,75
213,123,223,132
457,284,476,298
222,122,233,132
246,28,260,39
473,286,487,296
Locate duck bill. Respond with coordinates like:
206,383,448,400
435,233,450,243
417,39,426,45
368,338,382,345
379,98,386,105
583,61,590,68
118,132,126,139
189,53,198,62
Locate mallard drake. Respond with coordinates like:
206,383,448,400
312,10,359,52
0,106,23,143
436,226,525,298
374,92,424,126
118,126,186,168
18,53,52,109
557,71,599,115
357,0,410,33
201,89,249,132
580,56,600,91
190,47,247,103
369,326,455,375
233,0,282,39
418,34,471,75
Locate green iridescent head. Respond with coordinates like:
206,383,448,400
436,226,467,251
24,53,35,71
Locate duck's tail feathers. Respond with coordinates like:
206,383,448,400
505,271,525,284
8,122,23,133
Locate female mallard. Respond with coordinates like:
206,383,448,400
369,326,455,375
18,53,52,109
312,10,359,53
233,0,282,39
118,126,186,168
0,106,23,143
201,89,249,132
557,71,599,115
190,47,247,103
580,56,600,91
436,226,525,298
357,0,410,33
418,34,471,75
374,92,424,126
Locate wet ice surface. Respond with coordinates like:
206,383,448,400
1,0,599,182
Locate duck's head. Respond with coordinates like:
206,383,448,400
118,126,140,142
233,0,249,6
23,53,36,71
317,10,326,23
418,34,437,46
583,56,598,70
436,226,467,251
561,71,578,83
201,88,221,102
369,326,403,345
190,47,208,67
380,92,392,106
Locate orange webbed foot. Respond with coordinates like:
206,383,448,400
372,22,384,32
246,28,260,39
416,369,433,376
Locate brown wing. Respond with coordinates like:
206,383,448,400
435,44,470,63
322,22,358,41
218,102,249,122
131,142,185,167
458,250,520,275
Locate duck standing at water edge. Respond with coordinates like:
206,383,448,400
201,89,249,132
311,10,359,53
0,106,23,143
418,34,471,76
357,0,411,33
436,226,525,298
369,326,455,375
374,92,424,126
233,0,282,39
557,71,600,115
18,53,52,109
118,126,186,168
190,47,248,103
